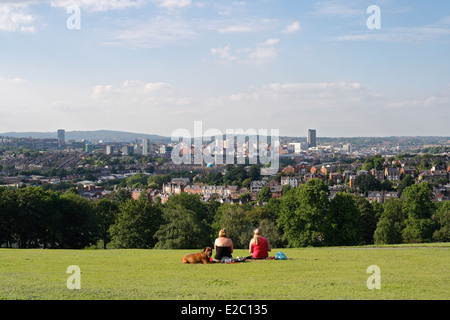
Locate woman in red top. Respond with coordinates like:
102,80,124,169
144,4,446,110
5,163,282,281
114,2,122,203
249,228,271,259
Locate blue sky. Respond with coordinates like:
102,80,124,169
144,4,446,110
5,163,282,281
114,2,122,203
0,0,449,137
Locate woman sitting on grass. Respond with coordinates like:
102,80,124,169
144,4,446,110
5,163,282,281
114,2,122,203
214,228,234,260
249,228,271,259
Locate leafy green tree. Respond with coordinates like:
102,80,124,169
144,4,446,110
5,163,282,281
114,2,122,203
248,164,261,181
109,199,162,248
147,174,171,189
223,165,248,185
154,204,211,249
13,187,62,248
363,155,384,171
126,173,149,189
241,178,252,188
93,199,119,249
433,201,450,242
106,188,132,204
401,182,435,243
374,199,406,245
212,204,252,249
144,165,154,173
277,179,329,247
258,219,283,248
324,192,361,246
58,192,97,249
257,185,271,203
355,196,379,245
354,174,382,195
398,174,415,195
238,192,252,203
0,187,17,247
164,193,209,220
154,193,211,249
281,184,291,196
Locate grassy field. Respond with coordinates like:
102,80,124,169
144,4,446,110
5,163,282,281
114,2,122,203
0,244,449,300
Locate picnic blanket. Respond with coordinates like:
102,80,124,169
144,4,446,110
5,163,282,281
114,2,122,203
213,251,289,263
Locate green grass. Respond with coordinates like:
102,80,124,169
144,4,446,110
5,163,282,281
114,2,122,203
1,244,449,300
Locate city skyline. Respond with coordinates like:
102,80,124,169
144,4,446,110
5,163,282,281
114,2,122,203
0,0,449,137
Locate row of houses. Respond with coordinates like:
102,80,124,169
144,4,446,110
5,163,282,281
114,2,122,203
281,163,450,185
158,177,288,204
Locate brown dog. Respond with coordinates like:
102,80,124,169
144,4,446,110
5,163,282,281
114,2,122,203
181,247,212,264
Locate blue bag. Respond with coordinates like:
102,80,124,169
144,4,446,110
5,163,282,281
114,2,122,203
275,251,287,260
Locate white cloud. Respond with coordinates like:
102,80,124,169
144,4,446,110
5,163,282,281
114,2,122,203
92,80,174,100
260,38,279,46
0,4,36,32
153,0,191,9
312,1,361,18
282,21,301,33
102,16,198,48
216,18,277,34
246,45,278,65
210,38,280,65
50,0,144,12
210,46,238,61
0,76,28,84
387,85,450,110
218,25,253,34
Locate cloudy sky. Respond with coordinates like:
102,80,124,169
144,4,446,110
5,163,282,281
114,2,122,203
0,0,449,137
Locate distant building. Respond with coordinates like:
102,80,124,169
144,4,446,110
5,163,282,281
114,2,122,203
281,176,302,188
343,143,352,153
57,129,65,146
106,145,114,155
385,167,400,181
123,145,134,156
307,129,316,148
85,143,93,153
250,180,267,193
142,138,149,156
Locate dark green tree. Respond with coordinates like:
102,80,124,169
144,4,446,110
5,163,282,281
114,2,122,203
433,201,450,242
154,204,211,249
109,199,162,248
373,199,406,244
354,174,382,195
58,192,97,249
324,192,361,246
154,193,211,249
355,196,379,245
277,178,329,247
212,204,252,249
0,187,17,247
401,182,435,243
93,199,119,249
257,185,271,203
398,174,415,195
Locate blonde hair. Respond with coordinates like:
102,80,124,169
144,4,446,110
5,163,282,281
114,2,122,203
253,228,262,245
219,228,228,238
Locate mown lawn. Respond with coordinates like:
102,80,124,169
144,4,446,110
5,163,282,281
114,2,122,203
0,244,448,300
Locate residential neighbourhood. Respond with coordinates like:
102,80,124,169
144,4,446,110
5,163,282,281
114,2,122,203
1,132,449,205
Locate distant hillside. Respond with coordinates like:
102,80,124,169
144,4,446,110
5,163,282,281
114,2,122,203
1,130,171,143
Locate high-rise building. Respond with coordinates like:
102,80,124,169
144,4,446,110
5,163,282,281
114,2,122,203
343,143,352,153
123,145,134,156
57,129,65,146
142,138,149,156
307,129,316,148
106,145,115,155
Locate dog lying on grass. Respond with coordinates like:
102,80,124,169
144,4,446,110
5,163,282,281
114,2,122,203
181,247,213,264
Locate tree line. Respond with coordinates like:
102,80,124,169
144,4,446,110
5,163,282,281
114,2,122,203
0,179,448,249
